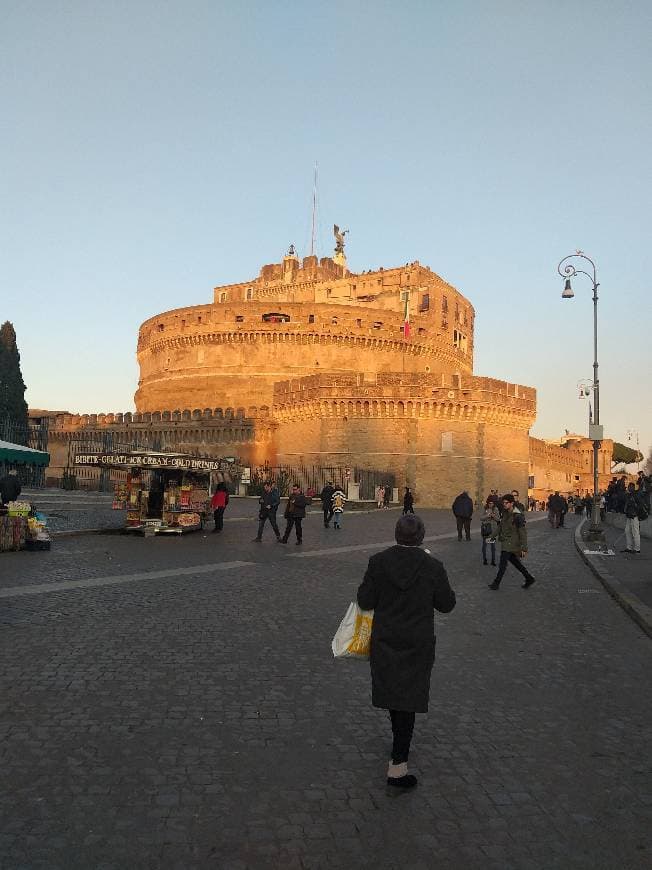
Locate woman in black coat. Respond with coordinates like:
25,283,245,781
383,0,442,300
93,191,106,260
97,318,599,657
357,514,456,789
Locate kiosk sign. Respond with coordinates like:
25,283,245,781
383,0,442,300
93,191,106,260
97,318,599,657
73,452,225,472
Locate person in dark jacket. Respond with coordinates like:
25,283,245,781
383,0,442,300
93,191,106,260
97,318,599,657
488,494,536,590
357,514,456,790
278,483,309,545
621,483,643,554
452,491,473,540
252,481,281,542
402,487,414,514
210,482,229,532
0,470,21,505
320,481,335,528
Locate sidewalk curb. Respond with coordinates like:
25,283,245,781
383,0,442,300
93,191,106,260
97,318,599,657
574,519,652,640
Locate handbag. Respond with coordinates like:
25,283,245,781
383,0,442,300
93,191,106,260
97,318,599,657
332,602,374,660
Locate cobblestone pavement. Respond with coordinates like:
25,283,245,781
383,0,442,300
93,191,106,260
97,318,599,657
1,510,651,869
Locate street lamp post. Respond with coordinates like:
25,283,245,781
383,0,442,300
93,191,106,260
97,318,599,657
557,251,603,535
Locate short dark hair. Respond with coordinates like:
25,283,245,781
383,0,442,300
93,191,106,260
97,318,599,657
502,493,515,504
395,514,425,546
292,482,300,489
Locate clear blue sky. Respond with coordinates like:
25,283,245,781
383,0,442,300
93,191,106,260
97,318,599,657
2,1,650,458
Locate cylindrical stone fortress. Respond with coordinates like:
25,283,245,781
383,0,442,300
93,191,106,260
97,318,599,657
135,253,475,412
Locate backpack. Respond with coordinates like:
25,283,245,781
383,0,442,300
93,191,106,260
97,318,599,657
480,519,493,538
637,498,650,521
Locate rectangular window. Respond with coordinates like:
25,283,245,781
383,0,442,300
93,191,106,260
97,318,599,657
419,293,430,312
308,314,315,323
245,287,254,300
441,432,453,453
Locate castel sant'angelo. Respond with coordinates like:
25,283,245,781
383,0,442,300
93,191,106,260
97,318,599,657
134,229,537,505
43,228,613,505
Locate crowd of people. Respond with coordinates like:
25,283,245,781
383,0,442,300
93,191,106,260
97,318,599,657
206,472,649,790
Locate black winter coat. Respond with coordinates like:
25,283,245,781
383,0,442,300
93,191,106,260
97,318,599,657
0,475,21,505
452,493,473,518
357,546,456,713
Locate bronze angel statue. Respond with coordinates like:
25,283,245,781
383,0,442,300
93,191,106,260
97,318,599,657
333,224,348,255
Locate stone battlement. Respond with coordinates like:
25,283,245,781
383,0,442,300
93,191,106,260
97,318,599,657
273,373,536,424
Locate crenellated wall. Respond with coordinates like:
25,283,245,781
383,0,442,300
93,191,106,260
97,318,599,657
271,373,536,508
45,407,277,480
529,435,613,499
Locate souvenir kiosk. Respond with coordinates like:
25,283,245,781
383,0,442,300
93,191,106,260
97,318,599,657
72,450,225,535
0,439,51,552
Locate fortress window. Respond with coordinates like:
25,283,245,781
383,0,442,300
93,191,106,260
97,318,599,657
219,292,228,303
418,327,426,336
453,330,468,354
308,314,315,323
262,312,290,323
331,316,338,325
157,323,164,332
356,319,362,327
373,321,383,329
198,315,202,324
419,293,430,312
235,315,244,323
455,302,460,323
245,287,254,300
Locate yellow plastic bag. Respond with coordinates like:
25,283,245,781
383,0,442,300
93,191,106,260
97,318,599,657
332,602,374,659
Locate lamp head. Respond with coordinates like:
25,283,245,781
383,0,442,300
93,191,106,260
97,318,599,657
561,278,574,299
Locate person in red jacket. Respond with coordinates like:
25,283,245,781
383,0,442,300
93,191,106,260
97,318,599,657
210,482,229,532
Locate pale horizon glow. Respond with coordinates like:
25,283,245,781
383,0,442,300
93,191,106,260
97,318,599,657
2,2,651,456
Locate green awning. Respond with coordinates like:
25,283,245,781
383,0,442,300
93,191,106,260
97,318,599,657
0,440,50,466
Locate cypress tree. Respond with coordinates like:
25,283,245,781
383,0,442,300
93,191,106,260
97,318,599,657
0,321,29,444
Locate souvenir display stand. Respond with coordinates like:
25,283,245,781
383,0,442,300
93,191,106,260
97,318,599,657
0,440,51,553
72,450,224,536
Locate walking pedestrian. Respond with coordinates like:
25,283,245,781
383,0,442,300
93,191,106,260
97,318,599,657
452,490,473,540
480,502,500,566
488,494,536,590
547,491,563,528
320,481,335,528
621,483,646,554
252,481,281,542
403,487,414,514
357,514,456,790
376,485,385,509
558,494,568,528
331,487,346,529
211,482,229,532
383,484,392,510
278,483,309,545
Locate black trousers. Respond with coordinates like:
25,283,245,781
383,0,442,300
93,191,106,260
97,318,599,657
456,516,471,539
494,550,534,586
256,512,280,539
389,710,416,764
323,506,334,526
282,517,303,542
213,507,225,531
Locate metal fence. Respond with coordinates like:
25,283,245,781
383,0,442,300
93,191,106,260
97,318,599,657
247,463,395,499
